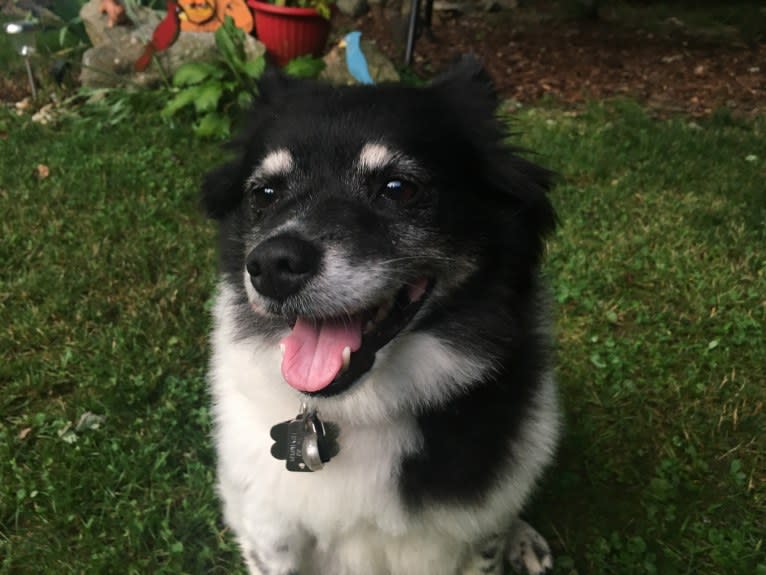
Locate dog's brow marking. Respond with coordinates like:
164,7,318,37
359,143,393,171
254,149,294,179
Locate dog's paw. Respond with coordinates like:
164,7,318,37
506,519,553,575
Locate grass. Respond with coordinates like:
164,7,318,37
1,97,764,574
516,101,765,574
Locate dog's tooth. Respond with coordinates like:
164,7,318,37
341,346,351,371
279,343,285,356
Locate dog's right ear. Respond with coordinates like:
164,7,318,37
201,157,246,220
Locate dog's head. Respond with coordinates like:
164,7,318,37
204,57,555,412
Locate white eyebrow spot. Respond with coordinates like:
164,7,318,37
358,143,393,171
253,148,294,180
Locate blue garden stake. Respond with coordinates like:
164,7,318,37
341,31,374,85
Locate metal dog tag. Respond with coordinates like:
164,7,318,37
270,407,340,472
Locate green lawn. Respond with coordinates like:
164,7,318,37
1,99,764,574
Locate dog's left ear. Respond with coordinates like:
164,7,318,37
431,54,498,128
433,55,556,239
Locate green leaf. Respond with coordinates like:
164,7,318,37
162,88,201,117
193,82,224,114
172,62,224,87
316,3,331,19
215,16,246,72
284,55,325,78
243,57,266,80
237,90,253,109
194,112,231,138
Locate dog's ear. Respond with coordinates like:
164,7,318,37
433,55,556,239
432,54,498,121
201,157,246,220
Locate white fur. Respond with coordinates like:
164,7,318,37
248,148,294,185
358,143,393,172
356,142,425,180
210,284,559,574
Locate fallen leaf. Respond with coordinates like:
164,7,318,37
76,411,106,432
37,164,50,180
19,427,32,440
57,422,78,444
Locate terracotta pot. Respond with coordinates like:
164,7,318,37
247,0,332,66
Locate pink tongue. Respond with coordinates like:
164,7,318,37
280,317,363,392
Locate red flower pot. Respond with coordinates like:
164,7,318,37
247,0,332,66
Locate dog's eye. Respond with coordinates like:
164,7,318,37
251,186,277,211
379,179,418,205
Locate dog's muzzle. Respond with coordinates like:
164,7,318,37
245,232,433,396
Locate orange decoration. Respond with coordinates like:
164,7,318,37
177,0,215,24
178,0,253,33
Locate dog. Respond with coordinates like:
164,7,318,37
202,56,560,575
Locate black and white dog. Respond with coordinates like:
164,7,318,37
202,57,559,575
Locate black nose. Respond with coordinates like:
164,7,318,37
246,234,321,301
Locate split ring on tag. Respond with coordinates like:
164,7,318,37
302,413,324,471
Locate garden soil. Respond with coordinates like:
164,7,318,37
338,7,764,117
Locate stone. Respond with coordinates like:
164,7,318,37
320,40,399,85
80,0,151,48
79,0,265,88
336,0,369,18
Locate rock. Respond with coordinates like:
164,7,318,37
80,0,150,48
337,0,369,17
79,0,265,88
321,40,399,85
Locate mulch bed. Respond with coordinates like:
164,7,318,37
341,9,765,117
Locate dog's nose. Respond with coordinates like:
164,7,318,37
246,234,321,301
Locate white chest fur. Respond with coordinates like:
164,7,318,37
209,288,423,537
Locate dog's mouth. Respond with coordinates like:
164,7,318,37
278,278,433,397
